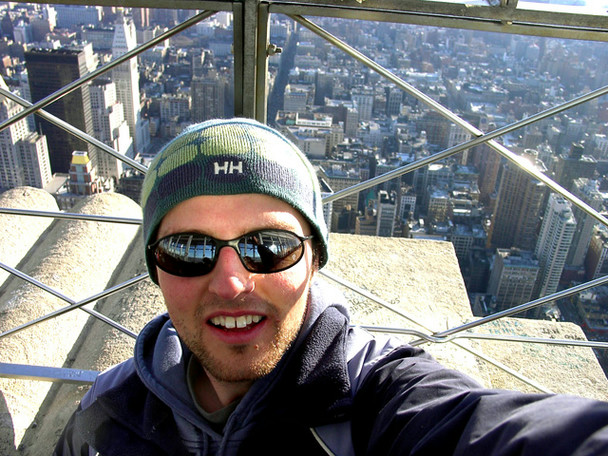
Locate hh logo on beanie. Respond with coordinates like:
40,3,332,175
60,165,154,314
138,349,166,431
213,160,244,175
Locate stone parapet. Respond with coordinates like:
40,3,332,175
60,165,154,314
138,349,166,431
326,233,608,399
0,187,58,288
0,192,141,455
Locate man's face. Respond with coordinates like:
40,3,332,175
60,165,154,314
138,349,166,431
156,193,315,384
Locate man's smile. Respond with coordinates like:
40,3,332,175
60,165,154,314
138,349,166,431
209,314,265,330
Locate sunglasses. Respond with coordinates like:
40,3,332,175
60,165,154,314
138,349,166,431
148,229,314,277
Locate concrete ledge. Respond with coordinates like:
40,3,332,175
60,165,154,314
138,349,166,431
0,192,141,455
0,187,58,288
326,233,608,399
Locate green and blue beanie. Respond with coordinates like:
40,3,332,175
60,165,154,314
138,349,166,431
141,118,328,282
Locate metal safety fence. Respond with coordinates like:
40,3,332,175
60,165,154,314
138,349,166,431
0,0,608,396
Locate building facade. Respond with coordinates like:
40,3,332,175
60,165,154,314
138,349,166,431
487,248,540,311
25,47,96,174
534,194,576,299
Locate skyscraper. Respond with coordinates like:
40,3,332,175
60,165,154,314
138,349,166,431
567,178,603,267
191,75,226,122
351,88,374,122
24,47,96,174
376,190,396,237
132,8,150,30
487,248,540,311
89,79,133,181
488,150,547,251
534,194,576,300
385,86,402,116
585,226,608,280
0,77,51,189
112,15,148,155
554,142,597,192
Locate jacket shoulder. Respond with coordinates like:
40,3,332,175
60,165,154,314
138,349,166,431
80,358,138,409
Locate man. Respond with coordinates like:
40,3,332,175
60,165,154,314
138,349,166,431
56,118,608,455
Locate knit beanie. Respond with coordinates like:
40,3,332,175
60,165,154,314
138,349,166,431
141,118,328,283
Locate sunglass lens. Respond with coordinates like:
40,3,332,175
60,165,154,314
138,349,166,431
241,231,303,273
155,234,217,276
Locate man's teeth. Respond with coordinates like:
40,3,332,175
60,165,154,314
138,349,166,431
210,315,262,329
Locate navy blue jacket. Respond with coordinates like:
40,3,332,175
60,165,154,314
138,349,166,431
55,280,608,455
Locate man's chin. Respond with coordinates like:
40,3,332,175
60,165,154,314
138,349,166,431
198,345,284,383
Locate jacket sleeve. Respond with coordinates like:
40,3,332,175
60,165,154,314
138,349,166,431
53,405,96,456
352,345,608,456
53,359,137,456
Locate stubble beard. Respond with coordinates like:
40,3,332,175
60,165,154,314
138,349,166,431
177,298,307,384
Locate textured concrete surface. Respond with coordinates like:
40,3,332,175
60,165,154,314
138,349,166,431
326,233,608,399
0,190,141,454
1,193,607,454
0,187,58,288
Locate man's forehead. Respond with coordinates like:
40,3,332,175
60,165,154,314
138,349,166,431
158,193,312,237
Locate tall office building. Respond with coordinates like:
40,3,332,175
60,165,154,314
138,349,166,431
472,143,502,206
191,75,226,122
534,194,576,300
112,15,148,155
351,88,374,122
567,178,603,267
318,165,361,232
585,226,608,280
447,123,472,164
376,190,397,237
0,77,51,189
554,142,596,192
89,79,133,181
385,87,402,116
132,8,151,30
488,151,547,251
24,47,96,174
487,248,540,311
283,84,313,113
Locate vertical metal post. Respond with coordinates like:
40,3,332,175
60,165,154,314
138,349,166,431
232,1,245,117
256,2,271,123
238,0,260,118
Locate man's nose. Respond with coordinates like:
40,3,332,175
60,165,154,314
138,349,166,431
207,246,255,299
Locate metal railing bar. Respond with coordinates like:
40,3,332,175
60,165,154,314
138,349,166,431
271,0,608,30
0,362,99,384
448,337,553,393
0,207,142,225
320,269,551,392
0,261,145,340
298,13,608,231
410,275,608,344
0,10,216,136
276,3,608,42
359,325,608,349
0,87,148,174
456,332,608,349
321,269,430,329
25,0,231,10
